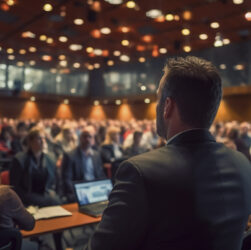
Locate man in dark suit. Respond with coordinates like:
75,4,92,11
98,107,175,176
61,127,106,202
85,56,251,250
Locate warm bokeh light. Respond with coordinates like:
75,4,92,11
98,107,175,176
86,47,94,53
117,104,134,121
91,29,101,38
245,12,251,21
55,104,73,119
165,14,174,21
8,55,15,60
199,33,208,40
139,57,146,63
43,3,53,12
59,36,68,42
19,49,26,54
210,22,220,29
126,1,136,8
39,35,47,41
7,48,14,54
58,55,66,60
89,105,106,120
159,48,167,54
181,28,190,36
74,18,84,25
100,27,111,34
121,40,130,46
46,37,54,44
20,101,40,120
107,60,114,66
182,10,192,20
233,0,243,4
42,55,52,61
29,46,37,52
183,45,191,52
102,50,109,57
120,26,130,33
142,35,152,43
113,50,121,56
155,15,165,22
73,62,80,68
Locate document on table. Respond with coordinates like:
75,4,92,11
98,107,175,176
27,205,72,220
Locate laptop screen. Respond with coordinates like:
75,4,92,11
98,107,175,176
74,179,113,206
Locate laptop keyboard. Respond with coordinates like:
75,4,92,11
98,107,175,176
80,201,108,216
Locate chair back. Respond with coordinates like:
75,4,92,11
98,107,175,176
0,171,10,185
0,228,22,250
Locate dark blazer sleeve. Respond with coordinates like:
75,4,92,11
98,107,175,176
85,160,148,250
10,156,25,200
61,152,74,198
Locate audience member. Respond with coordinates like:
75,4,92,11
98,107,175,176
11,121,28,154
61,126,105,202
10,127,60,207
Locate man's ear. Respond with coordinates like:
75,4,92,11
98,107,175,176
163,97,173,119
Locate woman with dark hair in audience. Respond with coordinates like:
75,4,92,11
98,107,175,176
0,125,14,156
10,127,61,207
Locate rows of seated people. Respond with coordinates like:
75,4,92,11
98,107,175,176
0,118,250,208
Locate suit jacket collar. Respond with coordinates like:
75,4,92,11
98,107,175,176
166,128,215,146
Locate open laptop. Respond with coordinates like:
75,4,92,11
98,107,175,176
73,179,113,217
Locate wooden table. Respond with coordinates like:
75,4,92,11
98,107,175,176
21,203,101,238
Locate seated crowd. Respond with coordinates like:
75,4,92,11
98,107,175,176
0,117,250,208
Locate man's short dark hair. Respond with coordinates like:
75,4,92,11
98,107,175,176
161,56,222,128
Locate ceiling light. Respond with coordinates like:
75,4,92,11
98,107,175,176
121,40,129,46
91,29,101,38
165,14,174,21
219,64,226,70
59,36,68,42
174,15,180,21
42,55,52,61
199,33,208,40
50,68,57,73
120,26,130,33
144,98,150,104
64,99,69,105
146,9,163,19
214,40,223,47
30,96,36,102
233,0,243,4
94,100,100,106
1,3,10,11
115,99,121,105
58,55,66,60
7,48,14,54
113,50,121,56
234,64,244,70
142,35,152,43
223,38,230,45
181,28,190,36
107,60,114,66
155,15,165,22
182,10,192,20
94,63,100,69
139,57,146,63
8,55,15,60
46,37,54,44
71,88,76,93
120,55,130,62
17,61,24,67
136,45,146,51
104,0,123,4
85,47,93,54
19,49,26,55
126,1,136,8
183,45,191,52
43,3,53,12
141,85,146,91
159,48,167,54
245,12,251,21
29,60,36,66
102,50,109,57
39,35,47,41
100,27,111,34
59,60,67,67
29,46,37,52
210,22,220,29
6,0,15,6
93,49,102,56
73,62,80,68
69,44,82,51
74,18,84,25
87,65,94,70
21,31,36,38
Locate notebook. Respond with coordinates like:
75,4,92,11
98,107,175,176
73,179,113,217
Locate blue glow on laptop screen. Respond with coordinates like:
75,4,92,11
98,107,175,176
75,179,113,205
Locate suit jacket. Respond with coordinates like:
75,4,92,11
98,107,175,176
61,146,105,201
86,129,251,250
100,144,124,163
10,151,56,206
